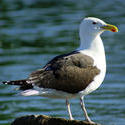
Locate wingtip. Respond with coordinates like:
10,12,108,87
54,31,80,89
2,81,10,84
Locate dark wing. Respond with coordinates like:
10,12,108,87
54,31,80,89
28,51,100,94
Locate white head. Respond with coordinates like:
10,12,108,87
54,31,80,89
78,17,118,50
79,17,118,40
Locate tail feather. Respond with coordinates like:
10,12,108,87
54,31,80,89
2,80,33,90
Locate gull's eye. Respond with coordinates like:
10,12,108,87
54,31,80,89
92,22,97,25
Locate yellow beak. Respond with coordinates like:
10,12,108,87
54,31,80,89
101,24,118,32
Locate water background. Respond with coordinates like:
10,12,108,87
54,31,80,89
0,0,125,125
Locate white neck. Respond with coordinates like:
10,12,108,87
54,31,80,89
78,33,105,57
77,31,106,76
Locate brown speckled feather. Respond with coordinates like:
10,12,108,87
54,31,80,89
27,51,100,94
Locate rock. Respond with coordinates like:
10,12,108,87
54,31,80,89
11,115,101,125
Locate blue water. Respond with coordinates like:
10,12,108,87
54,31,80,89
0,0,125,125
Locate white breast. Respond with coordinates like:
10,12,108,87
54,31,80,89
77,36,106,97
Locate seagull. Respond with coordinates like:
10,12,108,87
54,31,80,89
2,17,118,123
